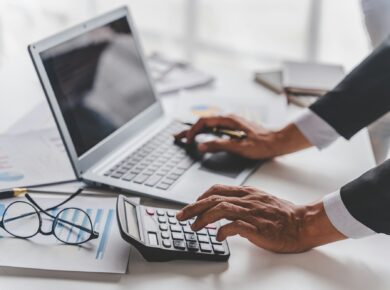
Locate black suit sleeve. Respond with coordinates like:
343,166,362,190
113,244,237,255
340,159,390,234
310,37,390,139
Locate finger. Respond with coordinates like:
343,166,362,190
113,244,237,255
173,130,188,140
197,184,249,201
216,220,258,241
197,139,242,154
191,202,253,231
186,116,247,143
177,194,243,221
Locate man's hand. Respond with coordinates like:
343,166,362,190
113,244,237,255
176,185,346,253
174,115,312,160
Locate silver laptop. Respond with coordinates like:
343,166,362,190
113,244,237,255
28,7,259,204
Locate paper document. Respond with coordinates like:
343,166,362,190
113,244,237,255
0,195,133,273
0,127,75,190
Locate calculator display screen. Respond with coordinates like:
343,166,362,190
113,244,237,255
124,202,140,240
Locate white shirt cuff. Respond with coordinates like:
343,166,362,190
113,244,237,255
294,108,340,149
323,191,376,239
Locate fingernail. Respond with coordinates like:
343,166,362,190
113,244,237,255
191,223,199,231
176,211,183,219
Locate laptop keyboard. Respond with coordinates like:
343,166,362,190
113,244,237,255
103,121,194,191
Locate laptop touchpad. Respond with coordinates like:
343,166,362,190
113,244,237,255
199,152,258,179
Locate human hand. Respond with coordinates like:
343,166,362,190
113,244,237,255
174,115,312,160
176,185,346,253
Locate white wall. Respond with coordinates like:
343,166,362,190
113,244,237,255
0,0,370,70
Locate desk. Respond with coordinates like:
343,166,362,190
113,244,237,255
1,62,389,290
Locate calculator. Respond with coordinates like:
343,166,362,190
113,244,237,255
116,195,230,262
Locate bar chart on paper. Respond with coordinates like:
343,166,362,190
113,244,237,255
0,196,134,273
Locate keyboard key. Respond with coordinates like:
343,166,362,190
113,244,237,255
179,220,187,226
172,232,184,240
168,218,177,225
212,244,225,254
133,174,149,184
145,175,163,187
111,172,124,179
197,235,210,243
161,232,170,239
185,233,197,241
205,223,217,229
166,173,180,181
183,225,193,233
170,225,182,232
195,228,208,235
162,240,172,248
173,240,186,250
166,211,176,217
156,182,171,190
161,178,175,185
145,208,155,216
159,224,168,231
104,170,113,176
187,241,199,251
208,228,218,236
210,236,222,245
158,216,167,224
200,243,212,253
122,173,137,181
156,209,165,216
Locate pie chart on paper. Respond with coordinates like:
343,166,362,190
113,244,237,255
0,172,24,182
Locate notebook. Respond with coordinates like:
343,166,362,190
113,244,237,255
282,61,345,96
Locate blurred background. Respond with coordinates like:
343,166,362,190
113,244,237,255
0,0,370,71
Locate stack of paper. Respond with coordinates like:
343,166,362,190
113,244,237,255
0,195,134,273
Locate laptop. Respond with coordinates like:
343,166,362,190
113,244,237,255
28,6,259,204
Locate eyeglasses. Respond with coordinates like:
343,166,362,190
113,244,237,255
0,190,99,245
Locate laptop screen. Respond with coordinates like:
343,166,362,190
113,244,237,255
40,17,157,157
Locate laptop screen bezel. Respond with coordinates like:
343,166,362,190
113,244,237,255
28,6,164,177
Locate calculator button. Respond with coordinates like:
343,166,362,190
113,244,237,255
168,218,177,225
166,211,176,217
163,240,172,248
179,220,187,226
146,208,155,216
161,232,170,239
159,224,169,231
208,228,218,236
212,244,225,254
172,232,184,240
158,216,167,224
205,223,217,229
185,233,197,241
182,225,193,233
210,236,223,245
173,240,186,250
187,241,199,251
195,228,208,235
170,225,182,232
197,235,210,243
200,243,212,252
156,209,165,216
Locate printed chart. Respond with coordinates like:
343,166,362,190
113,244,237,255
0,196,132,273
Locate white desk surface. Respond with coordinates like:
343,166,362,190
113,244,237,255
1,61,389,290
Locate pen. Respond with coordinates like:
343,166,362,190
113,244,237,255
0,188,29,199
0,187,85,200
182,122,247,139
